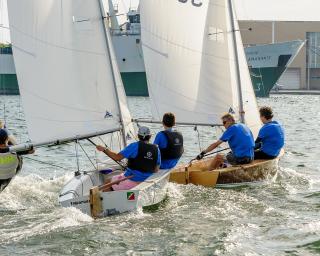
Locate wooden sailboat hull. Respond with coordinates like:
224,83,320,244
169,156,280,187
59,163,171,217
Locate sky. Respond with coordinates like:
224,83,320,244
0,0,139,43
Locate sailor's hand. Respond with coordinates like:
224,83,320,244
96,145,106,152
196,151,206,160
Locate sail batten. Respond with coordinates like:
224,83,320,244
7,0,134,145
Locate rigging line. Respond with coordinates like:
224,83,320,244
117,131,122,150
194,126,202,152
110,132,114,149
23,156,68,170
78,140,98,170
75,140,81,173
98,136,109,148
127,126,138,141
87,138,127,170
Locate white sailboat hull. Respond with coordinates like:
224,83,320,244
59,164,171,217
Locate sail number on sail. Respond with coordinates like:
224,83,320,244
178,0,203,7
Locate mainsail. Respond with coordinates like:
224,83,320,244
140,0,261,136
7,0,134,146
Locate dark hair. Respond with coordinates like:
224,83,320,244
0,130,8,144
259,106,274,120
162,112,175,127
138,135,151,142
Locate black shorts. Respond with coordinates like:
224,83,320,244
254,150,277,160
226,152,252,165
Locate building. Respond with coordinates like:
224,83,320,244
236,0,320,90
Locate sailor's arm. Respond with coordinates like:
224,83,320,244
96,145,124,161
203,140,223,154
196,140,223,160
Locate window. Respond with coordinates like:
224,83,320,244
306,32,320,68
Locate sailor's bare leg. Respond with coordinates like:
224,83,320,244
208,154,224,170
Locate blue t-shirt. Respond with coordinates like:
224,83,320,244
258,121,285,157
120,142,161,182
154,129,180,169
220,123,255,158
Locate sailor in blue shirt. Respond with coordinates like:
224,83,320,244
153,113,184,169
96,126,161,190
196,113,255,170
255,106,285,159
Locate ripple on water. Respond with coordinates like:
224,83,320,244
0,95,320,255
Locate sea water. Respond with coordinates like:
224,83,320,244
0,95,319,255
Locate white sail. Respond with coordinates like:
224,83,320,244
104,15,136,142
7,0,134,144
140,0,260,135
229,0,261,136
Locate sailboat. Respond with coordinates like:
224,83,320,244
139,0,282,187
7,0,171,217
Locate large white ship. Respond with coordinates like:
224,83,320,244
109,1,304,97
0,1,304,97
245,40,304,97
109,2,147,96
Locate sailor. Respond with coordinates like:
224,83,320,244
196,113,255,169
254,106,285,159
0,129,34,191
153,112,184,169
96,126,161,191
0,120,17,145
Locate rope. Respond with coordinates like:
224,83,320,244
78,141,97,170
75,141,80,173
23,156,68,170
87,138,127,170
194,125,202,152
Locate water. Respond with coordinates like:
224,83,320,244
0,95,320,255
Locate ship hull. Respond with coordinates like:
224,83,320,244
250,66,287,97
0,74,19,95
120,71,148,96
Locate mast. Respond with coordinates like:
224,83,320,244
98,0,127,147
228,0,245,124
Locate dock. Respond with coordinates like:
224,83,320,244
270,90,320,95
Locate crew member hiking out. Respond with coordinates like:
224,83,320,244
0,128,34,191
154,112,184,169
196,113,255,170
96,126,161,191
254,106,285,160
